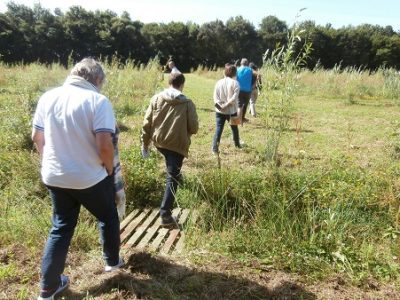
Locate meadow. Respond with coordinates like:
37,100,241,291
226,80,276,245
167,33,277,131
1,60,400,299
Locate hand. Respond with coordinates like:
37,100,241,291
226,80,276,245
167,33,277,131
141,147,150,159
115,189,126,221
220,102,229,109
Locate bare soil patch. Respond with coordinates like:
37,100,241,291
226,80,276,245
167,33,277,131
1,245,399,299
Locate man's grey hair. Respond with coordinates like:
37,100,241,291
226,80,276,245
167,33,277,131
70,58,105,86
240,58,249,66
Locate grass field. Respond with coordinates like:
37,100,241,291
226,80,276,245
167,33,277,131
1,61,400,299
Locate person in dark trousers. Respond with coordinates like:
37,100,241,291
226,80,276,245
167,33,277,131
141,73,199,226
236,58,254,123
212,63,241,153
32,58,123,300
249,62,262,117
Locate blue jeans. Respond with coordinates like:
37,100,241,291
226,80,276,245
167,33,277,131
212,112,240,152
40,175,120,290
157,148,184,218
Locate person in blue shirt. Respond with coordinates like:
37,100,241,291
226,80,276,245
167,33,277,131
236,58,254,123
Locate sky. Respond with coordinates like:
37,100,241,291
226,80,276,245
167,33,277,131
0,0,399,30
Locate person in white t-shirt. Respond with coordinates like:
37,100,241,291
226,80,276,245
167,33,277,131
212,63,241,154
167,60,181,74
32,58,123,300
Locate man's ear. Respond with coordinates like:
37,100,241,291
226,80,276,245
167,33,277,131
95,77,103,90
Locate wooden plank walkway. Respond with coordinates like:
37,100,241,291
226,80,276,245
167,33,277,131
120,208,196,255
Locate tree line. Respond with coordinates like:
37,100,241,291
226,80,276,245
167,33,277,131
1,3,400,71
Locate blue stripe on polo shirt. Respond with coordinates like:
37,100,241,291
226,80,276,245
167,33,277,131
94,128,114,133
34,124,44,131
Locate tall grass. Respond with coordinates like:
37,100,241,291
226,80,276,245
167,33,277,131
260,22,312,163
103,57,164,118
298,66,400,104
1,54,400,290
180,158,400,283
191,64,223,80
380,67,400,100
178,22,400,285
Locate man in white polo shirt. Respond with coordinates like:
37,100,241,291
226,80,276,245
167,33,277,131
32,58,122,300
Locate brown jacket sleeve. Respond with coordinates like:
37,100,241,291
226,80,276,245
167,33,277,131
141,100,154,149
187,101,199,135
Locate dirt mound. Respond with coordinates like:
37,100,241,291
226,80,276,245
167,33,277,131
60,251,312,299
60,250,399,299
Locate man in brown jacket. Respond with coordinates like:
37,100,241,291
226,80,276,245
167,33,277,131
141,73,198,226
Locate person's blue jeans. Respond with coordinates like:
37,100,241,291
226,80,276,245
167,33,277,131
157,148,184,218
212,112,241,152
40,175,120,291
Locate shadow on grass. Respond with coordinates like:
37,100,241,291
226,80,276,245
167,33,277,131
117,123,130,132
198,107,215,113
241,122,315,133
62,251,317,300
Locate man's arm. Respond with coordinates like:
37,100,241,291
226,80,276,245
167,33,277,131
96,132,114,175
213,82,222,104
187,101,199,135
32,129,45,156
141,102,153,150
227,81,240,105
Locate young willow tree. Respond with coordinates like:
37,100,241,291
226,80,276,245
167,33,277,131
261,15,312,164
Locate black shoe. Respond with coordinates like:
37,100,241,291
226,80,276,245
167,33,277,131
161,215,178,227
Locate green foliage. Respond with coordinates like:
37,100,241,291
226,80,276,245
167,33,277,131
103,57,163,118
261,20,312,163
183,161,399,282
258,15,288,52
225,16,260,62
381,68,400,100
296,66,400,104
2,3,400,70
119,147,164,209
2,58,400,291
0,63,66,151
180,169,262,231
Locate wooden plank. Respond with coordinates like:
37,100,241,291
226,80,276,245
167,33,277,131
120,209,139,232
160,208,187,254
148,208,181,251
173,232,185,254
136,216,162,249
171,209,191,254
160,229,180,254
149,228,169,251
120,209,150,243
173,210,198,254
177,209,190,226
125,210,159,246
189,209,199,225
144,207,182,243
172,207,182,219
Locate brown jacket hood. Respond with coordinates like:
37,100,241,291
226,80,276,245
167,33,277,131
159,87,190,104
141,88,199,157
